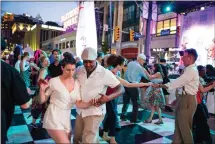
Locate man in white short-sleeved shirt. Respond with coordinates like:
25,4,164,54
73,47,124,143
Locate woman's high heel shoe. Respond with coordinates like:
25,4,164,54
143,119,152,123
154,120,163,125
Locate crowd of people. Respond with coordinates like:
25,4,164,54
1,37,215,144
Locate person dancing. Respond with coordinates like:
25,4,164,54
102,54,151,143
153,49,199,143
39,53,93,143
143,64,165,124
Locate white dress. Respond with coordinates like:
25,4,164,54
43,77,81,133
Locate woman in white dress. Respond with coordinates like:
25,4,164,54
39,53,93,143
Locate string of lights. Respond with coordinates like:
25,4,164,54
179,2,215,15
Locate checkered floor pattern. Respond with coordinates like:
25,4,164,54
7,104,179,144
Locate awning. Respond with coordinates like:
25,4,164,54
121,48,138,59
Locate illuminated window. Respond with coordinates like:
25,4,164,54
163,20,170,30
156,18,177,36
170,18,177,34
156,21,163,36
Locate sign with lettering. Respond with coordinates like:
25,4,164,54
61,7,79,29
161,29,170,36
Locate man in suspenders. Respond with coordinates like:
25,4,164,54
153,48,199,144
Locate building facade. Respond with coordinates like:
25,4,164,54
24,24,64,51
41,32,76,54
1,12,15,51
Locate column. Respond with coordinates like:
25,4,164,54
116,1,124,55
144,1,152,59
102,2,108,42
112,2,117,44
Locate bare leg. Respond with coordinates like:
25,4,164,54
148,105,155,121
47,129,70,143
156,106,162,121
165,95,169,106
32,118,36,124
110,136,117,144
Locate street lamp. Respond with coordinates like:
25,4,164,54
165,6,171,12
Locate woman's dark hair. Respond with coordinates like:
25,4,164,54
153,63,164,77
52,48,62,55
60,52,76,67
21,52,30,60
206,64,214,72
63,52,73,58
197,65,205,72
107,54,125,68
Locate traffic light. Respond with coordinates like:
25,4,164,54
176,26,180,35
114,26,120,41
129,29,134,41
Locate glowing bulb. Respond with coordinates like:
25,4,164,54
201,7,205,10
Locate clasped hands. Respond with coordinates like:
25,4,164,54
90,93,110,107
151,84,162,88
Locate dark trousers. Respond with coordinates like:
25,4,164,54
104,99,117,136
193,103,212,144
121,87,139,122
1,110,6,144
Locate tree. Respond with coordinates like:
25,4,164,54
36,14,43,21
45,21,60,27
101,41,109,54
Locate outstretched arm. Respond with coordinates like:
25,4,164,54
199,82,215,93
116,76,151,88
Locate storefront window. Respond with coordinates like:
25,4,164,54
62,42,65,49
66,41,69,48
55,44,58,49
156,18,177,36
59,43,62,49
70,41,73,48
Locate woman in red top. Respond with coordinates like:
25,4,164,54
102,54,151,143
193,77,215,143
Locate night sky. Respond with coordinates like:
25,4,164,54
1,1,78,24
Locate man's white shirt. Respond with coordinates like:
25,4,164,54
75,64,120,118
166,64,199,95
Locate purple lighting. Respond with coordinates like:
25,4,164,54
63,24,77,34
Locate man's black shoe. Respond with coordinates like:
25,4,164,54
165,106,173,112
120,115,127,121
130,119,141,123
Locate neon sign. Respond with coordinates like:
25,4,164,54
61,7,79,29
